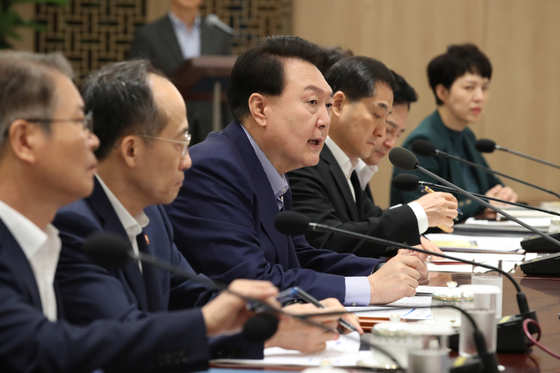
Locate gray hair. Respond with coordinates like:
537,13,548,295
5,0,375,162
0,51,75,149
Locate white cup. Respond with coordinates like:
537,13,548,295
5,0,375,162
471,263,503,319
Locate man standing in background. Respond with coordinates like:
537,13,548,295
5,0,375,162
130,0,233,144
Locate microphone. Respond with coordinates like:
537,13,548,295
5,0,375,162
274,210,537,354
389,147,560,249
476,139,560,171
83,233,277,343
205,14,248,48
392,173,560,218
411,139,560,199
205,14,236,36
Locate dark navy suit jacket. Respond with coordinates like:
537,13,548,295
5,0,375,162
0,218,209,373
54,179,262,361
166,122,381,304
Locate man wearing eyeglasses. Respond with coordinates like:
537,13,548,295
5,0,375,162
53,59,359,361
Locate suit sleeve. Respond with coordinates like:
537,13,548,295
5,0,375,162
288,166,420,258
0,261,209,373
166,153,376,303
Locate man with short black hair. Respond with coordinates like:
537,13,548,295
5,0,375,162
288,59,457,258
167,36,428,306
53,59,353,361
391,44,517,220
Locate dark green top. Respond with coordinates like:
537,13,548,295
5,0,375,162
390,110,502,221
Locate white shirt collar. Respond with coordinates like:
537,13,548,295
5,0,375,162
325,136,359,180
168,11,201,30
96,175,149,236
355,160,379,191
0,199,51,258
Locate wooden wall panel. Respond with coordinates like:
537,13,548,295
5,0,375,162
146,0,170,22
293,0,560,208
483,0,560,205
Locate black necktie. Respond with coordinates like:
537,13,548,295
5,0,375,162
350,171,364,220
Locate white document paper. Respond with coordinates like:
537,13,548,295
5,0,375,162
463,217,551,230
425,233,523,252
346,296,432,320
427,261,517,274
212,332,367,367
429,252,525,263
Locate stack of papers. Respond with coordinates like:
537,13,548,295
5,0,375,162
425,233,523,253
497,206,559,220
455,217,550,234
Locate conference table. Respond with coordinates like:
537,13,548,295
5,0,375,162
213,266,560,372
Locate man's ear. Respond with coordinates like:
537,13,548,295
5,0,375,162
118,135,141,168
435,84,449,104
331,91,346,118
7,120,41,164
248,93,267,128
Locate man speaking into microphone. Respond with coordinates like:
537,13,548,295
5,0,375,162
167,36,429,306
391,44,517,220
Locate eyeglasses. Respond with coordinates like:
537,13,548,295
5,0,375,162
24,111,94,132
140,131,191,157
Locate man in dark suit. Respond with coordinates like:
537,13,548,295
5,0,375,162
167,36,429,307
129,0,233,144
391,44,517,220
0,51,280,372
53,59,355,358
288,61,457,258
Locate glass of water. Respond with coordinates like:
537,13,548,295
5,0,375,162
458,285,499,357
471,261,503,319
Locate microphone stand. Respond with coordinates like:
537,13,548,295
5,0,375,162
415,180,560,218
413,140,560,199
276,206,537,353
492,144,560,171
435,149,560,199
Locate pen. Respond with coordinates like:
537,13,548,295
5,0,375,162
420,185,462,231
279,286,358,333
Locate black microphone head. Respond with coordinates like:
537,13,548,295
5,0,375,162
274,211,310,236
82,233,131,268
392,174,420,192
411,139,437,157
242,313,279,343
389,147,419,171
475,139,497,153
